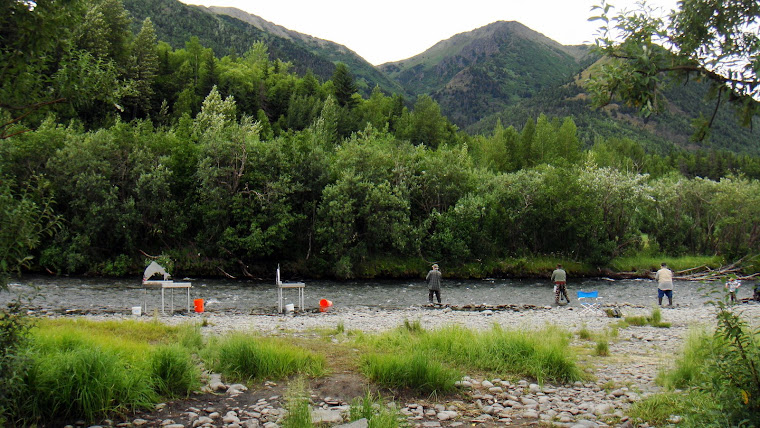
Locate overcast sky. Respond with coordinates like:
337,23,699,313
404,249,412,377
181,0,679,65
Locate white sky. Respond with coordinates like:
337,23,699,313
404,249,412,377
181,0,679,65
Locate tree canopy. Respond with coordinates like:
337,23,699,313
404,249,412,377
588,0,759,140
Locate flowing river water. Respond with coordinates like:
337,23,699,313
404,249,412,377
3,274,749,315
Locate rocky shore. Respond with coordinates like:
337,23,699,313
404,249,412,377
68,302,760,428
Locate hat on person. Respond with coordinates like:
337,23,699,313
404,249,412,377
432,264,438,269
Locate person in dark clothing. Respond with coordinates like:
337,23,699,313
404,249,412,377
426,264,442,304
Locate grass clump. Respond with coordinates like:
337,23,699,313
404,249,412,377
622,307,671,328
349,390,404,428
359,322,582,385
204,333,325,383
577,325,593,340
23,343,156,423
594,339,610,357
362,351,459,395
149,344,200,398
633,302,760,426
281,377,312,428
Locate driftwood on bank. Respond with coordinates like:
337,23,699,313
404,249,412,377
673,256,759,281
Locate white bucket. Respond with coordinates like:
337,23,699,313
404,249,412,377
284,303,295,313
131,306,142,316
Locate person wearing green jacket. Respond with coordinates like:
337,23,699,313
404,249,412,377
551,264,569,304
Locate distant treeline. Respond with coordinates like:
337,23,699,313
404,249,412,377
2,0,760,278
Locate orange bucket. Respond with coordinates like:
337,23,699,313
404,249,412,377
193,298,204,313
319,299,333,312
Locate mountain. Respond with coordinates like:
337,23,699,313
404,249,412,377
198,6,407,97
379,21,591,127
123,0,404,96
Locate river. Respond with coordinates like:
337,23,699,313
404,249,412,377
2,274,748,315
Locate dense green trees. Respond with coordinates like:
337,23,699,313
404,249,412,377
3,0,760,278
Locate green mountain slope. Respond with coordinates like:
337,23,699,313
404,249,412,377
201,6,408,97
379,21,590,127
469,77,760,155
123,0,403,96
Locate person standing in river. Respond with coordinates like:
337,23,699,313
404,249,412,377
551,264,569,304
426,264,442,304
655,262,674,306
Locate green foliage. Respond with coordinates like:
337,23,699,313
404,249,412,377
3,0,760,279
149,344,200,398
359,323,582,385
589,0,760,139
22,344,156,424
0,299,34,426
204,333,325,383
281,377,313,428
361,351,460,395
349,391,405,428
594,339,610,357
639,301,760,426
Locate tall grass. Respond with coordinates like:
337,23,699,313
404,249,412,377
349,391,404,428
657,327,711,389
358,322,582,385
204,333,325,383
7,318,204,425
281,377,312,428
149,344,200,398
609,254,723,273
361,351,460,395
22,344,156,423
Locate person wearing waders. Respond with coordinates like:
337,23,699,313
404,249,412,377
552,264,569,304
427,264,442,304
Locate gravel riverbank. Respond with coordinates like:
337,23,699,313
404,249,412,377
66,301,760,428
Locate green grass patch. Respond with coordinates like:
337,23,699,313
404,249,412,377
608,254,723,274
358,322,583,385
21,339,157,423
203,333,325,383
361,351,460,395
622,307,671,328
594,339,610,356
149,344,201,398
628,390,715,426
281,377,312,428
577,325,593,340
349,390,404,428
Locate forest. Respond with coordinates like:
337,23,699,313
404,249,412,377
3,0,760,279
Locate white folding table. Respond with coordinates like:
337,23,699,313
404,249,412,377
276,266,305,313
142,280,192,315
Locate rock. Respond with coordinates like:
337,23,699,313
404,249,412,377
436,410,458,421
528,383,541,393
243,420,260,428
593,403,613,415
228,384,248,395
160,419,175,426
481,380,494,388
192,417,213,427
223,411,241,424
311,409,344,424
132,419,149,426
335,418,368,428
522,409,539,419
420,422,441,428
